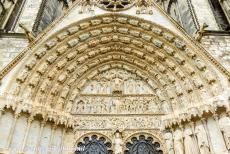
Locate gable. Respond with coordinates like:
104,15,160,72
0,14,229,120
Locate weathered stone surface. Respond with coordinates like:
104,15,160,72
0,38,28,70
0,5,229,154
202,35,230,72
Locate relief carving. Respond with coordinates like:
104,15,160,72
195,59,206,71
195,122,211,154
218,114,230,150
71,96,161,115
164,132,174,154
25,58,37,70
74,116,162,130
82,69,152,95
29,73,40,87
17,69,29,83
114,130,123,154
173,128,184,154
184,126,200,154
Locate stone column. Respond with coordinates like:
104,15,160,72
20,116,34,153
173,127,184,154
201,118,214,154
214,114,228,150
189,122,199,145
48,124,57,154
6,113,19,149
163,129,174,154
217,113,230,151
206,115,228,154
60,128,66,154
36,120,46,154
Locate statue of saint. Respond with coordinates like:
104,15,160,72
184,126,200,154
218,114,230,150
195,122,211,154
113,130,123,154
164,132,174,154
173,128,184,154
112,77,123,94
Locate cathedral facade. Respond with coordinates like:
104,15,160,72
0,0,230,154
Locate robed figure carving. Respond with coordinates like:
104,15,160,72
195,122,211,154
164,132,174,154
114,130,123,154
173,128,184,154
184,126,200,154
219,114,230,150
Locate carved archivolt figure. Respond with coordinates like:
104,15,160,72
195,122,211,154
218,114,230,150
184,126,200,154
162,101,172,114
113,130,123,154
173,128,184,154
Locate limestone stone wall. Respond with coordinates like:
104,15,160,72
0,36,28,70
201,33,230,72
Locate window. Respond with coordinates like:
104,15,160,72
209,0,230,30
0,0,26,32
75,135,113,154
125,135,163,154
167,0,182,24
32,0,67,35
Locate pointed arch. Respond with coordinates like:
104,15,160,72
2,13,229,118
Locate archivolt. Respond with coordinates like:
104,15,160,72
6,14,226,115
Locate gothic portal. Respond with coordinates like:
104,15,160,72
0,0,230,154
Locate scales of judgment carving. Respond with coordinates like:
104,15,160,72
71,69,164,130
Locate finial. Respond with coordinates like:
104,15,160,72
195,23,209,42
19,23,35,43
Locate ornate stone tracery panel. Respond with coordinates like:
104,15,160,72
75,134,113,154
125,134,163,154
97,0,135,12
